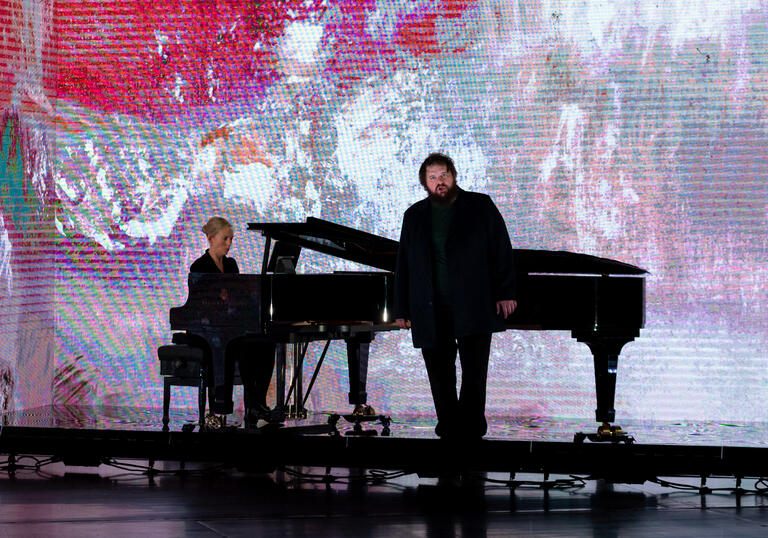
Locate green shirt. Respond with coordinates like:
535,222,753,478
431,201,455,306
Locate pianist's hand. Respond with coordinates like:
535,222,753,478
496,299,517,318
396,318,410,329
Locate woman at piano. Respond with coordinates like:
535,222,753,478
190,216,275,429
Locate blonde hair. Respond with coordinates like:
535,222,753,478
202,216,232,238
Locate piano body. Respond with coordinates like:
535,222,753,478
504,249,646,427
169,217,399,418
170,216,646,431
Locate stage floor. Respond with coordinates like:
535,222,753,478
1,405,767,483
3,406,768,536
3,404,768,448
0,466,766,538
2,436,768,537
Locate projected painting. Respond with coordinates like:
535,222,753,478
2,1,766,422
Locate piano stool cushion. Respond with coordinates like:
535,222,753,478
171,332,209,347
158,344,205,378
171,332,190,345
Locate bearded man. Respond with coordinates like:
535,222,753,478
393,152,517,440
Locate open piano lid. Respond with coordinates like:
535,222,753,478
248,217,399,272
248,217,647,276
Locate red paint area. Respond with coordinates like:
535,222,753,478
55,0,309,118
53,1,479,114
394,11,441,57
323,0,397,88
0,2,17,109
439,0,476,19
394,1,475,58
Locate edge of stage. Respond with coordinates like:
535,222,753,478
2,405,768,482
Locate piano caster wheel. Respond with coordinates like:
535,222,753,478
345,422,378,436
597,422,621,439
574,423,634,444
328,414,341,436
596,422,632,443
380,416,391,436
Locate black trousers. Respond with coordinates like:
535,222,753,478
211,338,275,415
421,307,492,439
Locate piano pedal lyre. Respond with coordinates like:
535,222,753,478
573,422,634,445
285,404,308,420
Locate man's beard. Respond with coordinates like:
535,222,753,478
427,183,460,205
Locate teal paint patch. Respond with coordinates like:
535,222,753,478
0,115,28,230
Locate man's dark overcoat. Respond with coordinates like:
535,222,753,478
393,190,517,348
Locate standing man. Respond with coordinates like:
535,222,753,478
394,153,517,440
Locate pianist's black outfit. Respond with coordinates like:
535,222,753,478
393,190,516,439
190,250,275,416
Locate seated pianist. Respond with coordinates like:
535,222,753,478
190,216,275,429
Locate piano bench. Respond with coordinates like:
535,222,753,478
158,344,207,432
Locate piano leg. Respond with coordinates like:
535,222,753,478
207,334,234,415
289,342,308,418
275,343,287,416
571,333,637,444
574,333,635,424
346,334,371,408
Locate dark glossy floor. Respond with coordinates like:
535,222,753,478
3,406,768,536
1,459,768,536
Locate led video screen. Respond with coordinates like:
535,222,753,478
1,1,766,422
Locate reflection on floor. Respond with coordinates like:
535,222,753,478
1,460,768,537
3,406,768,535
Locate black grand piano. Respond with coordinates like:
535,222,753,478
170,218,399,419
170,216,646,435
